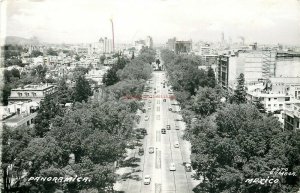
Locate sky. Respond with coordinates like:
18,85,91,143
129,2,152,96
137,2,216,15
2,0,300,45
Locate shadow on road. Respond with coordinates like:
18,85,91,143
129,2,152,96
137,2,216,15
120,172,142,181
120,157,141,168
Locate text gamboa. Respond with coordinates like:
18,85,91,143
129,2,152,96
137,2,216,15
28,176,91,183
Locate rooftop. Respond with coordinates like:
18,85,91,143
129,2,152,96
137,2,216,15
12,84,55,91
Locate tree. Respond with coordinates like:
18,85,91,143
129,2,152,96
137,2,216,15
131,52,135,60
47,48,58,56
11,68,21,79
232,73,247,104
206,67,216,88
100,55,106,64
34,95,63,137
191,104,296,193
30,50,43,57
57,78,72,105
191,87,220,116
102,68,119,86
73,76,92,103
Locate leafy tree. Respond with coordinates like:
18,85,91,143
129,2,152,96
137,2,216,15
57,78,73,105
34,95,63,137
2,84,12,105
191,104,296,193
11,68,21,79
232,73,247,104
100,55,106,64
2,125,35,192
73,76,92,103
190,87,220,116
206,67,216,88
30,50,43,57
47,48,58,56
31,65,47,82
102,68,119,86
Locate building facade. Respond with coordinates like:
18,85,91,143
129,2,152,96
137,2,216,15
8,84,57,104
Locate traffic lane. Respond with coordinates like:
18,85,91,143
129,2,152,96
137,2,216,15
162,88,194,193
161,131,176,192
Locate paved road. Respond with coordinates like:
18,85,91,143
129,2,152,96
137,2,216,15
114,71,200,193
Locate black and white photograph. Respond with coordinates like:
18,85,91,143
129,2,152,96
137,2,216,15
0,0,300,192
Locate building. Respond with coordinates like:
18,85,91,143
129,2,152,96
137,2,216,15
166,37,176,51
174,40,192,54
218,55,229,89
236,50,276,82
283,103,300,130
8,84,57,104
145,36,153,49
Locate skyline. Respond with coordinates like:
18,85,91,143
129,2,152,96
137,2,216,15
1,0,300,45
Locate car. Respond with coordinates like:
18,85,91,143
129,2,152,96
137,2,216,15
174,142,179,148
149,147,154,154
169,107,172,111
138,148,144,156
144,175,151,185
169,163,176,171
163,99,166,102
175,125,179,130
161,128,166,134
148,106,151,110
166,125,171,130
185,163,192,172
144,116,149,121
140,128,147,135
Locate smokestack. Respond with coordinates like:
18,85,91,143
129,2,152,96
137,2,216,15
110,18,115,53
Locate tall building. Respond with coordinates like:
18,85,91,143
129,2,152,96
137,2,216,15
174,40,192,54
145,36,153,49
218,55,229,89
166,37,176,51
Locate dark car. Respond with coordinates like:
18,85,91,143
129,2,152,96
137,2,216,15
141,128,147,135
166,125,171,130
138,148,144,156
161,128,166,134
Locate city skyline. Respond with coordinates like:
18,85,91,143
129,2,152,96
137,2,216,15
1,0,300,45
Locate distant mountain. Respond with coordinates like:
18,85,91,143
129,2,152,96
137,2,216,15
5,36,40,45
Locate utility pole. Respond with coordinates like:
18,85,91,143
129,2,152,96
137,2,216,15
110,18,115,53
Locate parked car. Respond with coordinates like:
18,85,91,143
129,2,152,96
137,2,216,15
166,125,171,130
144,116,149,121
144,175,151,185
163,99,166,102
169,107,172,111
138,148,144,156
161,128,166,134
149,147,154,154
185,163,192,172
174,142,179,148
141,128,147,135
175,125,179,130
169,163,176,171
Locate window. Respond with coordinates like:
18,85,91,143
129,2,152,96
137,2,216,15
285,97,290,101
18,93,22,97
268,104,271,107
32,92,36,97
279,104,283,108
274,98,277,100
268,98,271,101
274,104,277,107
25,92,29,97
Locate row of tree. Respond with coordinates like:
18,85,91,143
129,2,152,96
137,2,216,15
161,49,299,193
2,48,155,192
